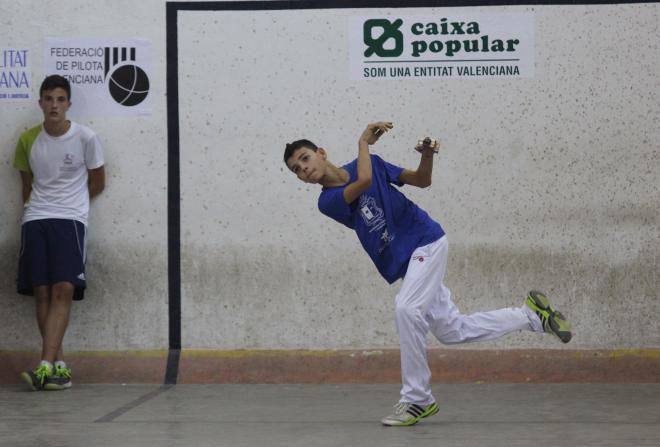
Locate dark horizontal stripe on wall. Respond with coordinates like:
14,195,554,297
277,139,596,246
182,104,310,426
167,0,656,12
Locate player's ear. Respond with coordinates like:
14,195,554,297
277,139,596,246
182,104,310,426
318,147,327,160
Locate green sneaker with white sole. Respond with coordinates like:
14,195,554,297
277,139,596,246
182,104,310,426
46,364,72,390
20,364,52,391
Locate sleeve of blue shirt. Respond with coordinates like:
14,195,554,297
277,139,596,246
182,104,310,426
318,186,354,228
374,155,404,187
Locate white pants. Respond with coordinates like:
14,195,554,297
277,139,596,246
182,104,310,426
395,236,542,405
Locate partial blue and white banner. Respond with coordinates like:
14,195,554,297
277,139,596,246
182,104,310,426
1,48,31,101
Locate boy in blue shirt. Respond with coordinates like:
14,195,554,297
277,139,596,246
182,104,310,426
284,122,571,426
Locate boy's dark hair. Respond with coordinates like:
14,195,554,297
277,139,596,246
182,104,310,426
284,139,318,164
40,74,71,100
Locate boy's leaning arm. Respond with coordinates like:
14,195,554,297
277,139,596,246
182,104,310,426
88,165,106,199
19,171,32,203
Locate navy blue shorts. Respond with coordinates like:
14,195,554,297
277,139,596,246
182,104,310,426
17,218,87,301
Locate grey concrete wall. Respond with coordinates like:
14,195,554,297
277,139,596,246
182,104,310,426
1,2,658,353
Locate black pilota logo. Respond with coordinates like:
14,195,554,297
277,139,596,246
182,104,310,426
104,47,149,106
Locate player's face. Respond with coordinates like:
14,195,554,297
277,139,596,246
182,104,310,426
39,87,71,125
286,147,327,184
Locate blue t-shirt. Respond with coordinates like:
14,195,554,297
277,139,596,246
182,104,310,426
318,155,444,283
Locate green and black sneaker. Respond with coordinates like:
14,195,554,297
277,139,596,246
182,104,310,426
526,290,572,343
46,364,72,390
20,364,52,391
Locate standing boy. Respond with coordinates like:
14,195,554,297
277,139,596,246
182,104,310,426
284,121,571,426
14,75,105,390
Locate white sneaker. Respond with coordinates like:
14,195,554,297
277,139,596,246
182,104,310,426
381,402,439,426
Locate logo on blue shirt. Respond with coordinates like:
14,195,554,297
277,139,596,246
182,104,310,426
358,195,385,232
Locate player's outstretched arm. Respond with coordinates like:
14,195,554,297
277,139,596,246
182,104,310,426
343,121,393,204
399,138,439,188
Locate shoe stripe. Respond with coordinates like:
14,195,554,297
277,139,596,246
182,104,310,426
537,312,549,330
407,405,424,417
542,309,572,342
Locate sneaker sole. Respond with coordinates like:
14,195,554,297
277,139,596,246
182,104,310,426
19,372,40,391
48,376,72,389
43,382,69,391
382,403,439,427
527,290,572,343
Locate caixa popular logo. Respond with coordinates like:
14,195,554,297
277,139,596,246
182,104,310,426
363,17,521,58
103,47,149,106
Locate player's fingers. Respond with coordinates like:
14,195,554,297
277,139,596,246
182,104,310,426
376,123,392,133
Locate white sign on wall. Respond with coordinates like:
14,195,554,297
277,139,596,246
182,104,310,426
0,48,31,101
44,38,152,116
349,14,534,80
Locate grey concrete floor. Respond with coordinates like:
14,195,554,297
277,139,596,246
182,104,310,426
1,384,659,447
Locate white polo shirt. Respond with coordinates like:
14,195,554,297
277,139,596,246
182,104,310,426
14,122,104,226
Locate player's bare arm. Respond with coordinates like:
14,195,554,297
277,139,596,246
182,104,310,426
19,171,32,204
88,166,106,199
399,138,439,188
343,121,393,204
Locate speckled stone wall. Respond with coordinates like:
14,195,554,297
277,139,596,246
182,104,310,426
1,2,657,354
177,4,658,350
0,0,168,350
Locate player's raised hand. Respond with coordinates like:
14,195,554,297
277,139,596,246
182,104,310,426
414,137,440,154
360,121,393,145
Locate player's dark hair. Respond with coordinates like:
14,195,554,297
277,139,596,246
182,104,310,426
284,139,318,164
40,75,71,101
